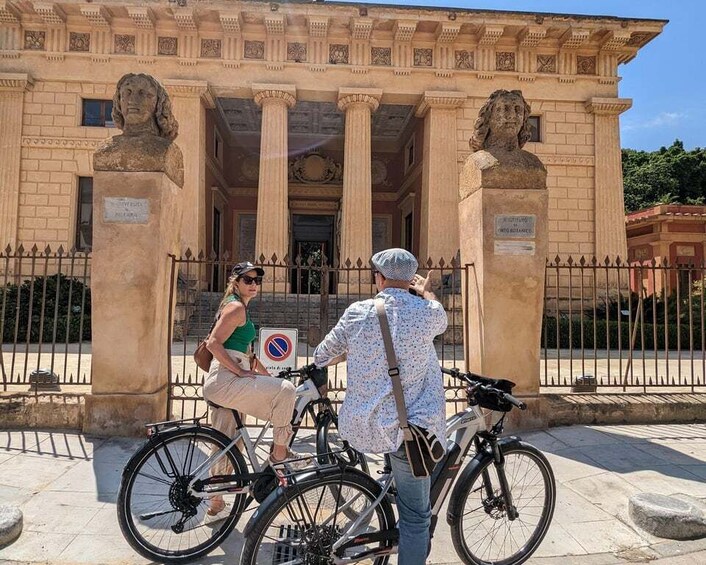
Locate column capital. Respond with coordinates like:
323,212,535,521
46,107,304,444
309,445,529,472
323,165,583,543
252,84,296,108
585,97,632,116
162,79,215,108
0,72,33,92
415,90,466,117
337,88,382,112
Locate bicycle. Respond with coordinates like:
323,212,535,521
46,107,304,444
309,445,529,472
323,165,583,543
240,367,556,565
116,363,368,564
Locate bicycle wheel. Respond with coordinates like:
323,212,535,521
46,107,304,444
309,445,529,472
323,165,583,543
117,427,248,563
241,469,395,565
315,411,369,474
450,442,556,565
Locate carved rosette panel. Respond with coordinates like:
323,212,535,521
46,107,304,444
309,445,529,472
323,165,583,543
244,40,265,60
158,37,178,56
537,54,556,73
69,32,90,52
329,44,349,64
241,156,260,182
114,34,136,55
414,48,433,67
371,47,391,66
577,55,596,75
288,152,343,184
287,42,307,62
24,31,46,51
371,159,388,186
455,50,474,70
496,51,516,71
201,39,222,58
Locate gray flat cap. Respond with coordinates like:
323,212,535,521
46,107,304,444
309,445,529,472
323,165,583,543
371,248,418,281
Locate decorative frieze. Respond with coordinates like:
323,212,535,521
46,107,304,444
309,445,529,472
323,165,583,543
264,14,285,35
455,50,474,70
114,34,136,55
69,32,90,52
577,55,596,75
478,25,504,46
24,31,45,50
496,51,515,71
174,8,197,32
371,47,391,66
329,44,349,64
201,39,222,59
0,73,32,91
537,54,556,73
413,48,432,67
287,42,307,62
627,33,651,47
288,152,343,184
220,13,241,34
308,16,329,38
21,136,105,149
559,28,590,49
244,40,264,59
519,26,546,47
394,21,417,42
158,37,177,56
436,22,461,43
351,18,373,40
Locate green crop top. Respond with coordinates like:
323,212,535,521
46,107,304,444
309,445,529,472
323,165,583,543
221,295,256,353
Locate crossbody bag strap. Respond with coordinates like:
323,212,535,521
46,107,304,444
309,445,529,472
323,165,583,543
375,298,413,442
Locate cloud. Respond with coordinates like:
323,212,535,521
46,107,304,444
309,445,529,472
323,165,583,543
623,111,687,131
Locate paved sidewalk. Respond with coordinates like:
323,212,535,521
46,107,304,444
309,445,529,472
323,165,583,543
1,423,705,564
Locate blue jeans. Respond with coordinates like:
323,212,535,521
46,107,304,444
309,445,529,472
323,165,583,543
389,445,432,565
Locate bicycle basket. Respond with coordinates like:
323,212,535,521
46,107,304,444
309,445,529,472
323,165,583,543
470,378,516,412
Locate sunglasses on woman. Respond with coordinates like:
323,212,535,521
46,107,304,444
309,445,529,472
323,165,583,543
239,275,263,285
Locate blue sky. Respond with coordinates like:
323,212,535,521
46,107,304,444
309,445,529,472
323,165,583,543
329,0,703,151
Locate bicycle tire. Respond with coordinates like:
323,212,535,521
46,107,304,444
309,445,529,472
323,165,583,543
449,442,556,565
315,411,369,474
117,426,248,563
241,468,395,565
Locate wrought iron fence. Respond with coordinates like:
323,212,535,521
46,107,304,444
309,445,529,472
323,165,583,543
167,252,466,423
543,256,706,392
1,245,92,392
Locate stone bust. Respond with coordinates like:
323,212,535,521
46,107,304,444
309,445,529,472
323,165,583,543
94,74,184,187
462,89,546,196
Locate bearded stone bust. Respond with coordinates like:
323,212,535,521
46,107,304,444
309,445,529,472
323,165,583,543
461,89,546,198
94,73,184,187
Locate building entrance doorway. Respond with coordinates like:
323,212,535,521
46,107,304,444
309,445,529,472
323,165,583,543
291,214,336,294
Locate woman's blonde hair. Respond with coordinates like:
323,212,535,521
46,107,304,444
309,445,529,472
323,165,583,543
219,275,241,310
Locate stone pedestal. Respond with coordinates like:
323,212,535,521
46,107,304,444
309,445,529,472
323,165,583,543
459,149,547,395
84,171,182,436
337,88,381,294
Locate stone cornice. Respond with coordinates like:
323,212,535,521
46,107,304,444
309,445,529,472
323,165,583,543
519,26,546,47
0,72,33,91
163,79,215,108
436,22,461,43
585,97,632,115
33,3,65,26
478,25,504,46
252,84,296,108
559,28,590,49
79,5,110,28
601,30,631,51
351,17,373,40
337,88,382,112
220,12,241,34
127,7,155,30
394,21,417,42
21,136,105,149
0,1,20,24
415,90,466,117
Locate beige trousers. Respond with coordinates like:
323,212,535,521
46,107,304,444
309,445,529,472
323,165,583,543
203,349,296,448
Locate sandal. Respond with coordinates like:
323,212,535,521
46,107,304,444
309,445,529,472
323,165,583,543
268,448,311,471
206,495,226,516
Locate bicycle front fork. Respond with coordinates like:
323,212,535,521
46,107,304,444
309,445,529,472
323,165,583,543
483,441,519,521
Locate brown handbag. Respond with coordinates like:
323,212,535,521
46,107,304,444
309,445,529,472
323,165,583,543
193,309,222,372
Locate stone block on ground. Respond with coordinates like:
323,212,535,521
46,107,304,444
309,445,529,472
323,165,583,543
0,505,23,547
629,493,706,540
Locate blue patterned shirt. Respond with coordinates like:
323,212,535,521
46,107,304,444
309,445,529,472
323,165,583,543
314,288,448,454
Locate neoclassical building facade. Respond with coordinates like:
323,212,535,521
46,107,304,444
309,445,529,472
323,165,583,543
0,0,664,290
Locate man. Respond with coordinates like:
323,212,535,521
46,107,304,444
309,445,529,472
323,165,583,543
314,248,447,565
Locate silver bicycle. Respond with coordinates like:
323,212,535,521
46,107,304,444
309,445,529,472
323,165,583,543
240,367,556,565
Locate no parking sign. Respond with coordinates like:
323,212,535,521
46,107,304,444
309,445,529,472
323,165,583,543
258,328,299,373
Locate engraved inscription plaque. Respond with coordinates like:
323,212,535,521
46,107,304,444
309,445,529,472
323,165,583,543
494,241,536,256
495,215,536,238
103,197,150,224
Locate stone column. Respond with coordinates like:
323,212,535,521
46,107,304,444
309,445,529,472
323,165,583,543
0,73,32,249
163,80,215,255
337,88,381,293
586,97,632,261
459,149,548,398
253,84,296,274
416,91,466,265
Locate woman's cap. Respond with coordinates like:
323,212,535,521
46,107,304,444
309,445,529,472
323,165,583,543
370,248,418,281
231,261,265,278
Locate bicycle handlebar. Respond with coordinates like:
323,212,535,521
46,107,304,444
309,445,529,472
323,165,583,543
441,367,527,411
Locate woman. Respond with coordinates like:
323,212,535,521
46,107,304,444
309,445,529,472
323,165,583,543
204,261,305,514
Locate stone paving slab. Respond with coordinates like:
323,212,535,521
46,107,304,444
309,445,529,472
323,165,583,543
0,423,705,564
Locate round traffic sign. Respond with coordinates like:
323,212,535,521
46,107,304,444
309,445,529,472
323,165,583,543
264,333,293,362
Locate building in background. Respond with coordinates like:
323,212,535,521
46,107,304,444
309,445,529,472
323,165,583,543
0,0,664,292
